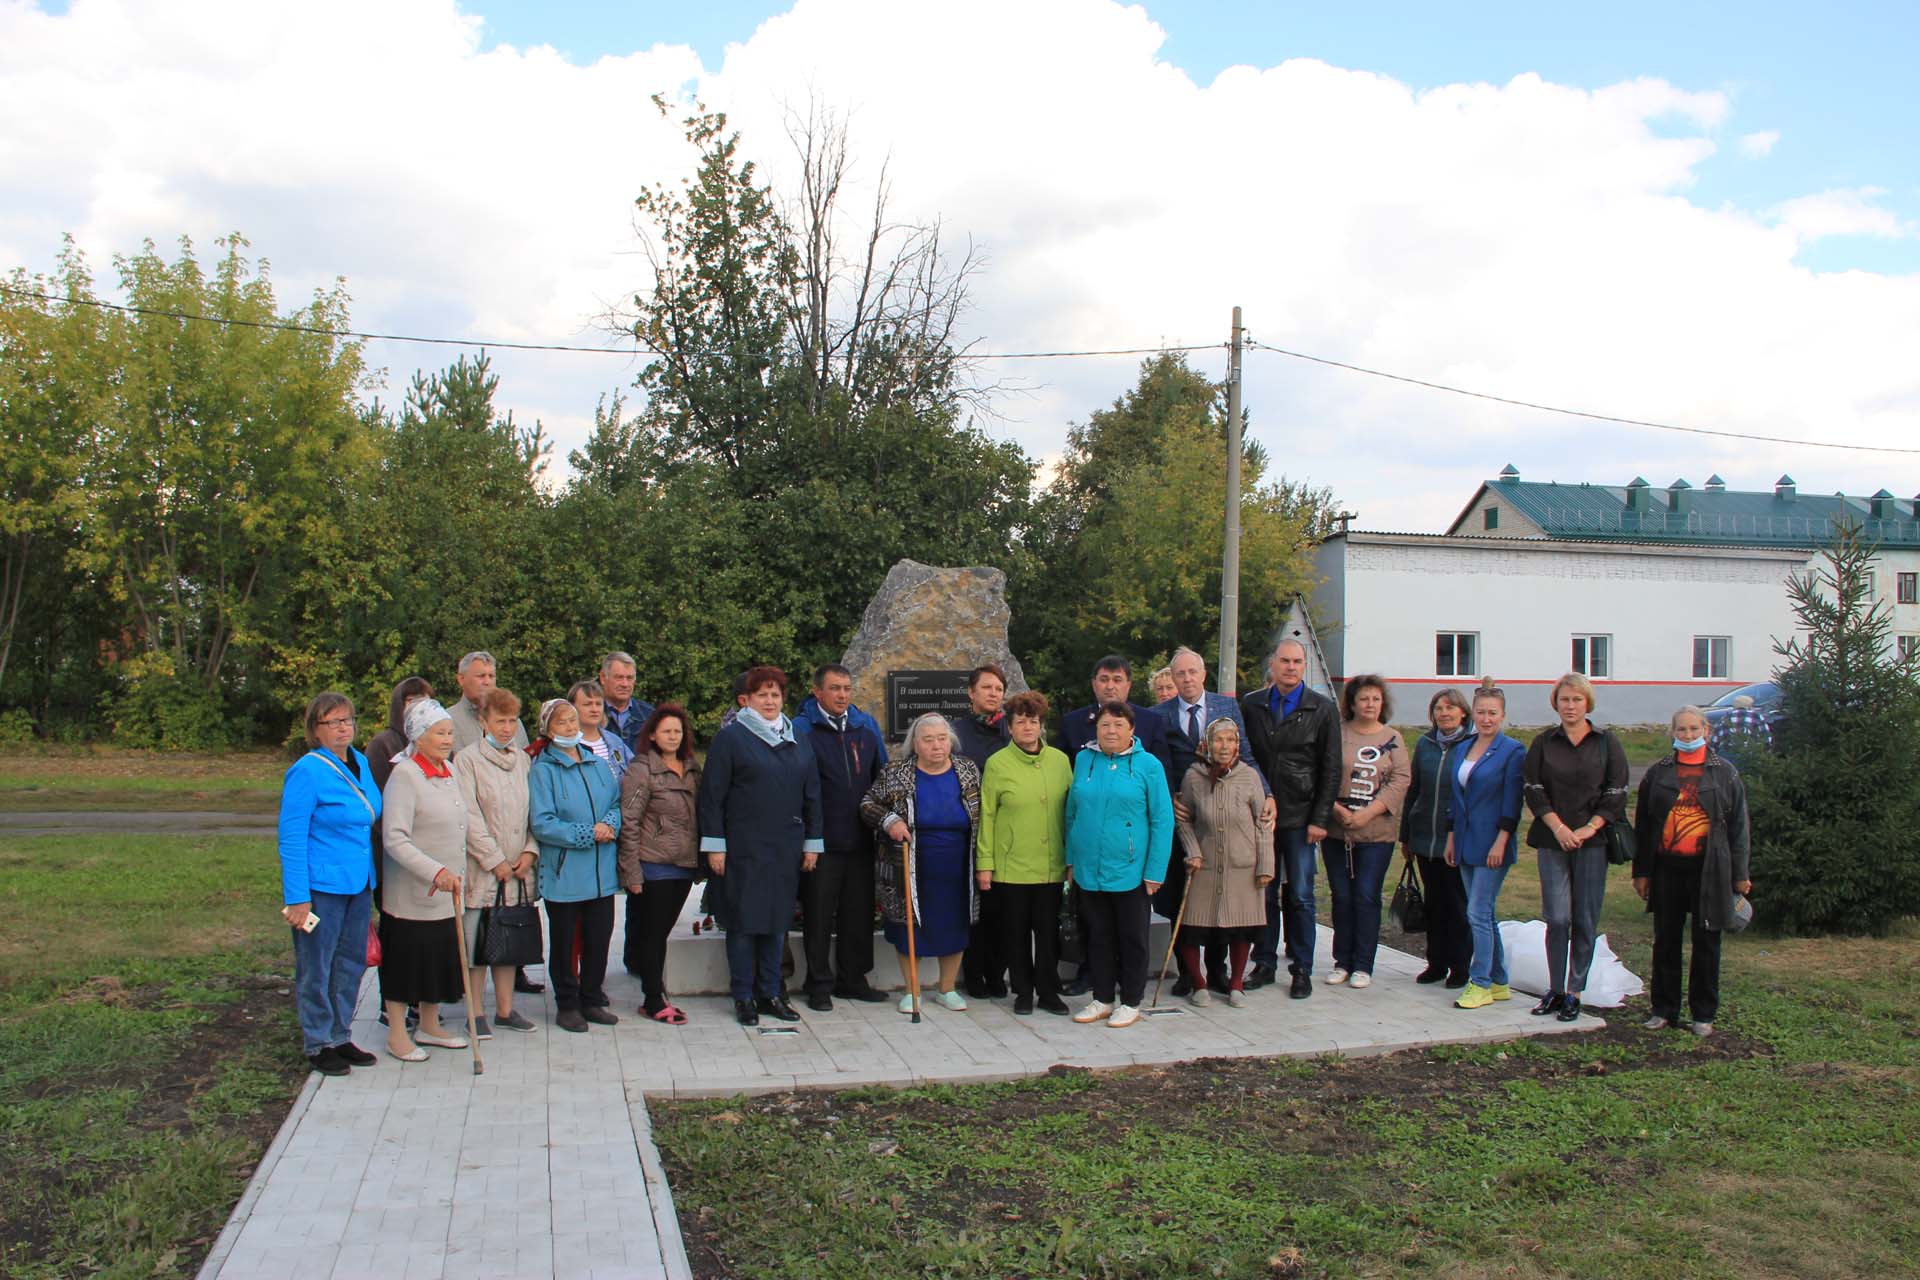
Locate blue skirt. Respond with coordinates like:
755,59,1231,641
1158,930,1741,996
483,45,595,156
884,826,971,957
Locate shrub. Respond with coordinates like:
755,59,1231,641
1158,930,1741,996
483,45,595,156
1745,523,1920,934
111,668,232,751
0,707,36,747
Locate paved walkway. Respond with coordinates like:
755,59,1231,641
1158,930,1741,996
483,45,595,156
202,916,1598,1280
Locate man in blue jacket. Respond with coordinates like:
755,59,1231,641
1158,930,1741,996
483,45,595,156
599,651,656,756
792,664,889,1010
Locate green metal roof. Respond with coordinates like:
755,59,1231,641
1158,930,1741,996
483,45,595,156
1471,478,1920,547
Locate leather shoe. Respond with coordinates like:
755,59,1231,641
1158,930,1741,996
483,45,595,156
1445,972,1469,989
985,979,1009,999
331,1042,376,1067
1037,994,1071,1015
834,983,889,1003
1289,972,1312,1000
1414,966,1445,984
582,1006,619,1026
1061,975,1091,997
807,993,834,1012
1245,964,1278,990
1208,970,1231,996
513,968,545,995
757,996,802,1022
1556,996,1583,1022
1170,974,1195,997
1013,994,1034,1015
555,1008,588,1033
734,1000,759,1026
306,1047,350,1077
1531,993,1564,1016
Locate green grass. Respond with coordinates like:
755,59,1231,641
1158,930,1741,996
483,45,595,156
0,748,285,813
1395,725,1670,767
654,863,1920,1280
0,832,305,1279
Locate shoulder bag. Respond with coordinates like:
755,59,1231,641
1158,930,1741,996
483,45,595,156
1389,862,1427,933
473,879,545,966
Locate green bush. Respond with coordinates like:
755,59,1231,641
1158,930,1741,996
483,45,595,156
1745,524,1920,934
111,671,232,751
0,707,36,747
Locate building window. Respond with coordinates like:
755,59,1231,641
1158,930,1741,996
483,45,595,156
1900,572,1917,604
1437,632,1478,677
1692,636,1730,680
1898,635,1919,661
1483,506,1499,530
1571,635,1611,679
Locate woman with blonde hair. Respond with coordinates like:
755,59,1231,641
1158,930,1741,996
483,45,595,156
1447,679,1528,1010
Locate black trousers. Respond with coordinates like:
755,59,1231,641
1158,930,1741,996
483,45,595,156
994,881,1064,1000
961,892,1006,989
1651,856,1722,1023
544,896,614,1012
623,880,693,1012
1411,855,1470,978
802,849,877,996
1080,884,1150,1007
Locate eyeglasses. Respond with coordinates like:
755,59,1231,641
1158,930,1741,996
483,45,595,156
318,716,356,729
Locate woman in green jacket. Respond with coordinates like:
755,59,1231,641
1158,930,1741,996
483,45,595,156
978,691,1074,1016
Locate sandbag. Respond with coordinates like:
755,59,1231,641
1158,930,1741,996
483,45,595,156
1496,919,1643,1008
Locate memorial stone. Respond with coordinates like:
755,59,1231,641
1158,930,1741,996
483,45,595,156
840,560,1028,738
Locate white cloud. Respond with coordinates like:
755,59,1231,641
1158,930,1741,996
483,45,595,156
1739,129,1780,157
3,0,1918,538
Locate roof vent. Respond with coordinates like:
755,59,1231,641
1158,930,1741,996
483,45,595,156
1668,477,1693,516
1624,475,1651,513
1775,475,1797,502
1871,488,1895,519
1497,463,1520,485
1704,474,1727,493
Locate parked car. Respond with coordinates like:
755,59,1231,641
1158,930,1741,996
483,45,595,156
1702,680,1784,744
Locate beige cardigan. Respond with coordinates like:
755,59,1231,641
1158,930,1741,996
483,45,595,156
380,757,468,921
1175,761,1273,931
453,739,539,908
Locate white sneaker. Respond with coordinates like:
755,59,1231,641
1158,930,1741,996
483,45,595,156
1072,999,1113,1024
1690,1021,1714,1038
1348,971,1371,989
1188,986,1213,1007
1107,1003,1141,1028
1326,967,1349,986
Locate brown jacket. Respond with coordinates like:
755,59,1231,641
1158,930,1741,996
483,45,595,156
453,738,538,908
617,749,702,888
1175,761,1272,930
1333,723,1411,845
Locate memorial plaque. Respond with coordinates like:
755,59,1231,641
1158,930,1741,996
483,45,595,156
885,669,974,737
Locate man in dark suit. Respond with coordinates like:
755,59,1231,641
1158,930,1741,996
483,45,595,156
1239,639,1342,999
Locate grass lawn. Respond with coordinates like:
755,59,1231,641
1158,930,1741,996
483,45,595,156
654,864,1920,1279
0,832,306,1279
0,749,286,813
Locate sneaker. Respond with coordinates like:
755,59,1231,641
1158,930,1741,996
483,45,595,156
1227,988,1248,1008
1326,967,1349,986
1348,972,1371,990
1107,1004,1141,1029
936,989,968,1012
1644,1015,1674,1031
1454,983,1494,1009
1188,986,1213,1008
898,993,919,1015
1072,999,1113,1024
1489,983,1512,1002
306,1047,350,1077
1690,1021,1714,1038
471,1017,492,1040
494,1010,535,1032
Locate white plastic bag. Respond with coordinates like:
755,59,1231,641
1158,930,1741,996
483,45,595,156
1497,919,1643,1008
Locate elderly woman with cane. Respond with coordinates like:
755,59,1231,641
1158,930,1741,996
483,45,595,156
377,698,474,1062
1170,718,1272,1008
277,692,381,1076
863,713,983,1016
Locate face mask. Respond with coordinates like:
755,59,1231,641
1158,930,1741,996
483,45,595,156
487,733,515,750
1673,736,1707,753
550,732,583,749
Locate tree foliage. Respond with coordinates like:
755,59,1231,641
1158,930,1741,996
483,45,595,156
1744,523,1920,934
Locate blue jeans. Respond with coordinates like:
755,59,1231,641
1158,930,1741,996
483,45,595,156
726,930,787,1001
291,888,372,1055
1323,840,1394,975
1459,861,1512,986
1255,827,1320,974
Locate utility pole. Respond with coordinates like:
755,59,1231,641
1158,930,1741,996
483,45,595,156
1218,305,1244,695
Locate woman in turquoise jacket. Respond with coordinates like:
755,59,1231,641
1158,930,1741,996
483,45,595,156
1446,679,1528,1010
529,698,623,1032
1064,701,1173,1029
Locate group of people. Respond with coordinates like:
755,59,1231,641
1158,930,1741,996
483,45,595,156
275,642,1754,1075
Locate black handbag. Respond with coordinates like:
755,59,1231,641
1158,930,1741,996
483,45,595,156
474,880,544,966
1603,821,1637,867
1389,862,1428,933
1057,884,1086,964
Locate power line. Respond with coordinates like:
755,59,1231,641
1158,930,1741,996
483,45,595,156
0,283,1216,362
1248,339,1920,457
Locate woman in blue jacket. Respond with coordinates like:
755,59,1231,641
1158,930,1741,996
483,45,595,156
530,697,623,1033
1446,678,1528,1010
276,692,381,1076
1065,702,1173,1029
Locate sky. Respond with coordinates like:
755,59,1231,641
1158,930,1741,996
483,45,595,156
4,0,1917,532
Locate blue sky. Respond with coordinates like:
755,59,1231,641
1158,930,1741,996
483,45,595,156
470,0,1919,274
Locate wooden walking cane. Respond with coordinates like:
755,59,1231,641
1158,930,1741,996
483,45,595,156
449,884,485,1075
1151,830,1200,1009
900,832,921,1024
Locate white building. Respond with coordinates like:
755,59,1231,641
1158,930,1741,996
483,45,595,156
1309,466,1920,726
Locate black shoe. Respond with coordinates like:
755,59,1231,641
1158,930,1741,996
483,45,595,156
1246,964,1278,990
1208,970,1231,996
807,993,834,1012
514,969,545,995
556,1008,589,1033
331,1042,376,1067
1415,966,1445,984
307,1047,350,1077
1289,973,1312,1000
735,1000,759,1026
1531,992,1564,1016
1013,994,1034,1015
1170,974,1195,997
834,983,889,1003
1557,996,1582,1022
1038,994,1070,1016
964,977,992,1000
582,1006,619,1026
1061,976,1091,998
1444,973,1469,990
985,980,1009,999
757,996,802,1022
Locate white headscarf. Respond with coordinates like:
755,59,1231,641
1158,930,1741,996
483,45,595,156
394,697,453,763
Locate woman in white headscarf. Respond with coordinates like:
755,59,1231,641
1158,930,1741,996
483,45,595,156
377,698,472,1062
